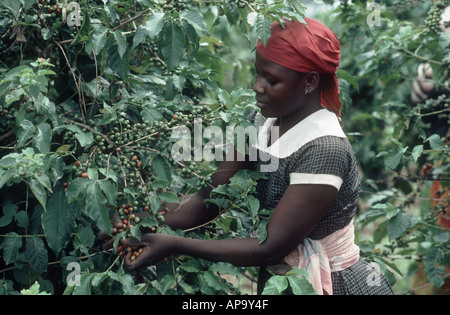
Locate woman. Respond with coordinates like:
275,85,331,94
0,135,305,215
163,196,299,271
107,18,394,295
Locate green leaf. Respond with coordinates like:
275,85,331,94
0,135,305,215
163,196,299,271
209,262,242,277
411,145,423,162
255,14,272,47
152,274,175,295
143,12,165,39
72,274,92,295
14,210,28,228
42,191,76,255
26,235,48,273
75,131,94,147
0,213,13,227
384,146,408,170
108,36,130,79
85,182,112,233
108,269,137,295
181,9,207,32
20,281,51,295
247,195,260,220
337,69,360,93
65,177,89,202
256,218,269,244
35,95,56,117
179,259,202,272
141,107,163,122
3,232,22,264
158,191,180,204
99,180,117,206
139,216,158,229
426,134,443,150
33,122,52,153
387,211,411,240
0,203,18,228
201,270,229,292
113,30,127,58
90,26,109,55
16,120,36,148
129,225,141,240
424,247,445,288
287,0,307,17
78,226,95,247
1,0,21,17
0,169,16,190
132,25,148,49
152,156,172,182
286,269,317,295
29,178,47,210
160,20,186,71
261,275,288,295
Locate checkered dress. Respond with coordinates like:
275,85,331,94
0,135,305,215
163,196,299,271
249,110,394,295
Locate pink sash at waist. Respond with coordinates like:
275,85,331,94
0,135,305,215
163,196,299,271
269,219,360,295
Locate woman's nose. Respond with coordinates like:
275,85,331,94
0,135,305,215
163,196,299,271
253,77,265,95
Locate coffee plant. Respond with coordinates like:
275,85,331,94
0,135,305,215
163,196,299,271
0,0,448,295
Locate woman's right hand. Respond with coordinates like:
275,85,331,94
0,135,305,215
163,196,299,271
411,62,435,104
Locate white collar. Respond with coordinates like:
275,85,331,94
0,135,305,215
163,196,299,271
253,109,346,159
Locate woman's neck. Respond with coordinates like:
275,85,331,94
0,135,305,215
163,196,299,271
277,101,323,137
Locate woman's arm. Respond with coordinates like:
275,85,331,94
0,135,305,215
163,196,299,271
124,183,338,270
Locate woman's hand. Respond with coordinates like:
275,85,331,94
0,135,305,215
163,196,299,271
122,233,176,271
411,62,435,104
98,210,157,250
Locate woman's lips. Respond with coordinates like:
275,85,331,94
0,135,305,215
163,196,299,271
256,99,269,108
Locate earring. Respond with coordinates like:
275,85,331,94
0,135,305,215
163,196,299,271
304,89,309,95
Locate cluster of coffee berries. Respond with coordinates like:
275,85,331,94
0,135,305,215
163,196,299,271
112,203,166,258
116,241,144,260
0,106,14,120
389,0,422,12
113,204,143,233
36,0,61,15
72,160,90,179
161,0,188,13
146,42,166,70
229,0,248,9
424,0,446,33
420,162,434,179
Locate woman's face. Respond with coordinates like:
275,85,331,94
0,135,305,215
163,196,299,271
253,51,308,118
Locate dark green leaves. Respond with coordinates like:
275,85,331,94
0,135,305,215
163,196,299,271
85,182,113,233
250,13,272,47
26,236,48,273
42,192,77,255
2,232,22,265
160,20,186,71
262,268,317,295
152,156,172,182
424,247,445,288
108,35,130,79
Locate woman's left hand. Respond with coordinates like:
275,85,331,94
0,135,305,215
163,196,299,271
121,233,176,271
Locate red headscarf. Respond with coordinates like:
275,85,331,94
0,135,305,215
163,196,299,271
256,18,341,116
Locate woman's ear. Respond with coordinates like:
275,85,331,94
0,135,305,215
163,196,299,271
304,71,320,95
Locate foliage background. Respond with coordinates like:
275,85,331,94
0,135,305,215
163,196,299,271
0,0,448,295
